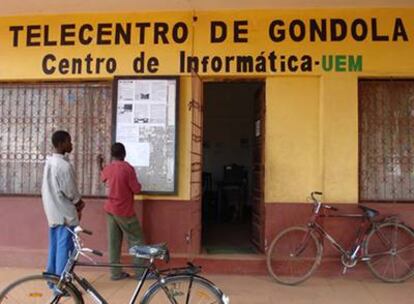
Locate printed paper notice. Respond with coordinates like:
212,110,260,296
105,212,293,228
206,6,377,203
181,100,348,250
118,80,135,101
124,142,150,167
114,77,178,193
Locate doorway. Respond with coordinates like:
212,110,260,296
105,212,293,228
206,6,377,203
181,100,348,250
201,81,265,254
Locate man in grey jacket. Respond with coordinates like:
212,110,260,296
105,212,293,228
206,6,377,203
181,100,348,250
42,130,85,277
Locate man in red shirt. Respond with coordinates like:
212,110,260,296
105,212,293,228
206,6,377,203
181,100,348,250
100,143,144,280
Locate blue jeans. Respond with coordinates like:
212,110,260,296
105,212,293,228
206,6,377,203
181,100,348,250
46,226,74,276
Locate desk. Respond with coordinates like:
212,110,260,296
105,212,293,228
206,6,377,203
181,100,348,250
202,172,219,222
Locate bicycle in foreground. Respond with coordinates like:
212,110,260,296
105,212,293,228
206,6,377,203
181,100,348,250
266,191,414,285
0,227,230,304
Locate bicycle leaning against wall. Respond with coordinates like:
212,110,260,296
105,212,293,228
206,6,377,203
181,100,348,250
0,227,230,304
266,191,414,285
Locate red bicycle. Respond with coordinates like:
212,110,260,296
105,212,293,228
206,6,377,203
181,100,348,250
266,192,414,285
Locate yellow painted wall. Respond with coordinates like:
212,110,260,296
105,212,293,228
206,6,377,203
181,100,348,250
0,9,413,78
265,75,359,204
265,77,322,203
0,9,412,204
321,75,358,203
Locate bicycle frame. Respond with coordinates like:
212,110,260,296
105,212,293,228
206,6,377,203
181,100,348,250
55,248,149,304
305,196,400,266
54,229,204,304
308,212,373,259
66,262,202,304
0,226,229,304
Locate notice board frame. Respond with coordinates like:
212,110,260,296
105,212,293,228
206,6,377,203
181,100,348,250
112,75,179,195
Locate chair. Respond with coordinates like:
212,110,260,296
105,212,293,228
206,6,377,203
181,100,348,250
223,164,245,186
217,164,247,222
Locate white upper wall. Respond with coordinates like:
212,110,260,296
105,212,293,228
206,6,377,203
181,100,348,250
1,0,413,16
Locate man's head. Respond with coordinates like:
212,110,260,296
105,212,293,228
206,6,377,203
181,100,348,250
51,130,72,154
111,143,126,160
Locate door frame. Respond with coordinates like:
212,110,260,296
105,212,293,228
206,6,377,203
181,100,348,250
191,77,266,253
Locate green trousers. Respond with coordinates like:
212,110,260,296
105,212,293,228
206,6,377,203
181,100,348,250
106,213,145,276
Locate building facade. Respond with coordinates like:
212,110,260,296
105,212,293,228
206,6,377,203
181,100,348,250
0,8,413,271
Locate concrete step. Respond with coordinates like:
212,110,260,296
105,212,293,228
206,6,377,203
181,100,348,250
166,253,267,275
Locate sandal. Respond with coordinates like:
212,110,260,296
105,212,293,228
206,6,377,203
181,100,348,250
110,272,130,281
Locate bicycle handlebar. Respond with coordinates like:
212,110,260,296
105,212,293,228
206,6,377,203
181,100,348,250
310,191,323,201
82,229,93,235
71,226,104,257
310,191,338,212
323,204,338,211
74,226,92,235
81,247,104,257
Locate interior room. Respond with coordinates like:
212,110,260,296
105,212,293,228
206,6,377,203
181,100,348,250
202,81,262,254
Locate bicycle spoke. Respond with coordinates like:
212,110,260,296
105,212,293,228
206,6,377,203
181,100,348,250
376,230,392,248
392,224,399,250
380,255,393,279
287,242,311,278
287,239,296,257
395,253,411,271
186,279,192,304
391,255,397,280
0,275,79,304
288,258,295,278
5,281,48,304
367,250,392,259
369,254,389,266
366,222,414,282
2,293,18,304
142,276,223,304
291,259,301,277
295,258,314,275
267,226,321,285
396,242,414,254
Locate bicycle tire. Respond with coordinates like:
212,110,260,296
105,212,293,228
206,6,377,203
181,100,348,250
141,274,228,304
364,221,414,283
266,226,322,285
0,274,83,304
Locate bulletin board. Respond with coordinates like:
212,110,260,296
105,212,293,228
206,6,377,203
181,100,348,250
113,76,178,194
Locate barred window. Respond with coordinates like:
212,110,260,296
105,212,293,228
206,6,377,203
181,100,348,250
0,82,112,196
359,80,414,202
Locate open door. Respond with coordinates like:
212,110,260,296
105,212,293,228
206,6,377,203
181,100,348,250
251,84,266,251
187,72,204,256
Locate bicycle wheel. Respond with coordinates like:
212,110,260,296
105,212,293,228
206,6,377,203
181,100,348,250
365,221,414,282
266,226,322,285
141,275,227,304
0,274,82,304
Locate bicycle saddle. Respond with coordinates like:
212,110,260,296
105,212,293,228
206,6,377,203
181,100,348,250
129,243,169,261
358,205,379,218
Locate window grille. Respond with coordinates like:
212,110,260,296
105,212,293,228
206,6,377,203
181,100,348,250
359,80,414,201
0,83,112,196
